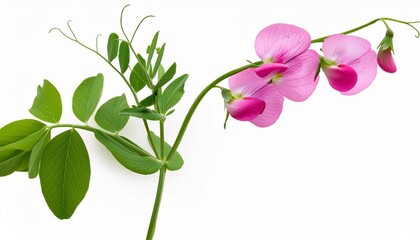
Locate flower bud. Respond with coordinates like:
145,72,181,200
377,29,397,73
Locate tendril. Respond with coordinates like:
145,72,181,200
49,27,76,42
67,20,78,40
131,15,155,43
96,34,102,52
120,4,131,42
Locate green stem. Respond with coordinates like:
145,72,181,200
311,17,420,43
159,121,165,160
165,62,260,161
146,167,167,240
120,4,154,89
48,124,103,134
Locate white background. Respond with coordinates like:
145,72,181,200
1,0,420,239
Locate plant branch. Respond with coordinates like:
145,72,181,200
165,62,261,161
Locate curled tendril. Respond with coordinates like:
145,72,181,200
96,34,102,52
49,27,76,42
131,15,155,43
67,20,78,40
120,4,131,41
381,18,420,38
407,23,420,38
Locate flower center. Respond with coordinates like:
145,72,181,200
271,73,282,83
264,57,274,63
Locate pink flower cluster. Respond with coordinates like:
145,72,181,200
225,24,396,127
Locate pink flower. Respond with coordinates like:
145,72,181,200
321,34,377,95
225,69,284,127
254,24,320,102
377,48,397,73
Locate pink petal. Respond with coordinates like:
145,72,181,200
228,69,269,97
250,84,284,127
255,23,311,63
377,49,397,73
322,34,371,64
226,97,266,121
272,50,320,102
323,64,358,92
342,50,377,95
255,63,288,78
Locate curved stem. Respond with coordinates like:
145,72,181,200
165,62,260,161
146,167,166,240
311,18,382,43
311,17,420,43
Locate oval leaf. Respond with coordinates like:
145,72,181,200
119,41,130,73
39,129,90,219
154,62,176,90
29,80,62,123
16,152,31,172
148,131,184,171
130,63,147,92
120,107,165,121
0,149,27,176
107,33,119,62
28,130,51,179
72,73,104,123
94,131,162,175
0,119,47,152
95,94,129,133
158,74,188,114
139,94,156,107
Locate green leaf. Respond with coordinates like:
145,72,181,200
157,65,165,81
154,62,176,91
39,129,90,219
158,74,188,114
29,80,62,123
72,74,104,123
0,149,28,176
28,130,51,179
95,94,129,133
0,119,47,152
130,62,147,92
136,53,146,67
166,109,175,116
221,88,232,103
94,131,162,175
147,31,159,68
151,43,165,79
107,33,119,62
139,94,156,107
118,41,130,73
16,152,30,172
148,131,183,171
120,107,165,121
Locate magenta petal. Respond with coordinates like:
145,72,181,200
250,85,284,127
255,63,288,78
324,64,358,92
322,34,371,64
343,50,377,95
377,49,397,73
255,23,311,63
226,97,266,121
228,69,269,97
273,49,320,102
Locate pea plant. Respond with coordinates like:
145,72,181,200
0,5,419,240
